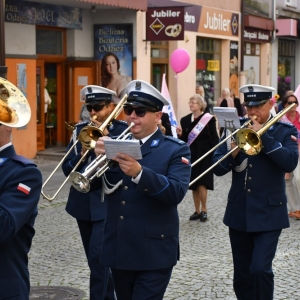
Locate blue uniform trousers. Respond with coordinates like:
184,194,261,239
111,267,173,300
229,228,282,300
77,219,115,300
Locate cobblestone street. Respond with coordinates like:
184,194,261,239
29,158,300,299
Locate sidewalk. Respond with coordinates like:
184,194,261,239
29,156,300,299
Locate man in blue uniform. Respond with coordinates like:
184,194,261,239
62,85,127,300
0,124,42,299
93,80,191,300
212,84,299,300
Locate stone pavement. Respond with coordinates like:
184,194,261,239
29,156,300,300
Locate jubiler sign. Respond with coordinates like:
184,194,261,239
146,7,184,41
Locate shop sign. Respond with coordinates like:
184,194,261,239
207,60,220,71
146,7,184,41
5,0,82,29
244,27,271,43
94,24,133,84
184,5,202,32
199,7,238,36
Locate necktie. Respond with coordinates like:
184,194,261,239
139,140,143,145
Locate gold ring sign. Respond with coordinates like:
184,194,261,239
165,23,182,37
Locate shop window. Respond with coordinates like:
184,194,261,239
285,0,297,8
243,43,260,85
196,37,221,114
36,27,65,56
278,39,295,99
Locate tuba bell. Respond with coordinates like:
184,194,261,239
0,77,31,127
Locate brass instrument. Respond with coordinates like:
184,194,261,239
189,103,296,186
0,77,31,127
70,122,135,193
41,94,128,202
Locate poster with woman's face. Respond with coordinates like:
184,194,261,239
94,24,133,98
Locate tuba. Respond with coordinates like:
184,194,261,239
0,77,31,127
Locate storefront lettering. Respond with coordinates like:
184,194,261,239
6,13,28,22
98,29,125,35
98,37,128,43
151,10,181,18
203,12,230,31
230,43,238,49
258,32,269,40
98,45,124,52
5,4,18,12
244,30,257,40
184,11,195,23
33,8,55,22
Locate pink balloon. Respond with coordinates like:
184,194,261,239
170,48,190,74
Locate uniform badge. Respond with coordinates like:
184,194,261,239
151,139,160,147
17,183,31,195
135,81,142,91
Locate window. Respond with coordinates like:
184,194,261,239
285,0,297,8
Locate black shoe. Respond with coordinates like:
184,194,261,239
189,212,200,221
199,211,207,222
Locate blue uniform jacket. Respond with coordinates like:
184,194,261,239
0,145,42,300
212,120,299,232
92,130,191,270
62,120,128,221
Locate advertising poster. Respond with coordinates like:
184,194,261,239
94,24,133,98
17,63,27,97
229,41,239,96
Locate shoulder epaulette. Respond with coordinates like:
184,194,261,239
165,135,186,145
11,155,36,166
114,119,128,125
277,120,294,127
75,121,89,128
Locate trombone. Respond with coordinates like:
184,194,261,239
70,122,135,193
189,103,296,186
41,94,128,202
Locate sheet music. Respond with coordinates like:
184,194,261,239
104,139,142,160
213,107,241,130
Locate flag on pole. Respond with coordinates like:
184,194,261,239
161,74,178,138
294,84,300,114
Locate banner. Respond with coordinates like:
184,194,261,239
161,74,178,138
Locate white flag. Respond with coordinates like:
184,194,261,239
161,74,178,138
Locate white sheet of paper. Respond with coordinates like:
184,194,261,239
104,139,142,160
213,107,241,130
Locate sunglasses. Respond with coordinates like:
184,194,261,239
124,106,156,117
287,101,298,105
86,104,106,112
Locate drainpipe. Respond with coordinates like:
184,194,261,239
270,0,277,44
0,0,7,78
240,0,244,71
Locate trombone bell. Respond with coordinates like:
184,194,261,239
236,128,261,156
70,172,91,193
0,77,31,127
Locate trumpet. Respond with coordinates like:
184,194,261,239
70,122,135,193
189,103,296,186
41,94,128,202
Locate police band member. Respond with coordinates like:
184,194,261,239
93,80,191,300
212,84,299,300
0,124,42,299
62,86,128,300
